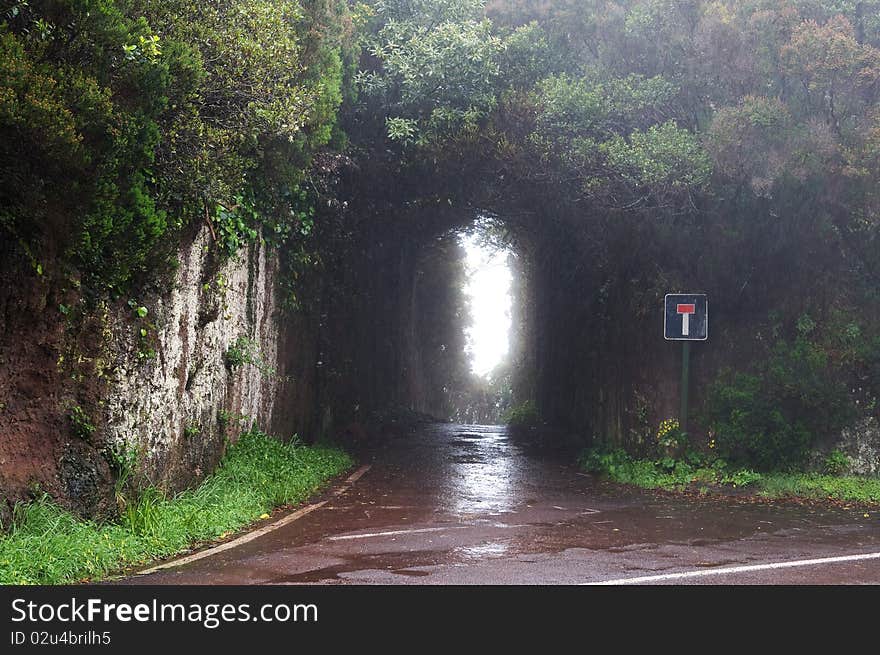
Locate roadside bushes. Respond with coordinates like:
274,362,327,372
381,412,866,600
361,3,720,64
503,399,540,427
580,313,880,489
704,316,868,471
578,445,880,503
577,447,760,491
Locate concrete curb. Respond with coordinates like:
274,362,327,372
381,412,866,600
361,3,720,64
135,464,371,575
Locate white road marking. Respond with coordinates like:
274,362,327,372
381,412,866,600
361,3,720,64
328,526,468,541
585,551,880,585
136,465,371,574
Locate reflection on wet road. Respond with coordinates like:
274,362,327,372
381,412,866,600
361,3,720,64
448,427,516,515
123,424,880,585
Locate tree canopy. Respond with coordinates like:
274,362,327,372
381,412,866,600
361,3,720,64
5,0,880,290
1,0,353,291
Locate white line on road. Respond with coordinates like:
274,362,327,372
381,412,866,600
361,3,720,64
328,526,468,541
585,551,880,585
136,465,371,575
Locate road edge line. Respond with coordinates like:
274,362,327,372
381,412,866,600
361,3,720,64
584,550,880,585
136,464,371,575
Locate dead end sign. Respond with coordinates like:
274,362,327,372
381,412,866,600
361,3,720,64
664,294,708,341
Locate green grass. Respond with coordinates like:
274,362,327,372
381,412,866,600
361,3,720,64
578,448,732,491
758,473,880,503
579,447,880,504
0,430,353,585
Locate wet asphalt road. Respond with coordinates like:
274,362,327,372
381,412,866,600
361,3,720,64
123,424,880,585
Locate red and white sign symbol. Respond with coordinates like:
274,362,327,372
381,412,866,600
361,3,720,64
677,304,696,336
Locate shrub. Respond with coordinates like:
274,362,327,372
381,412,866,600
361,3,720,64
705,333,854,471
68,406,96,441
579,447,702,490
722,469,763,487
224,335,276,377
502,400,540,427
224,336,258,371
1,3,173,292
1,0,352,292
823,450,851,476
579,447,629,474
655,417,688,455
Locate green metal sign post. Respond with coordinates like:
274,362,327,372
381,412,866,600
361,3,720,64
680,341,690,434
664,294,707,435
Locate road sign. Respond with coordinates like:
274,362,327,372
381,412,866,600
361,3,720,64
664,294,708,341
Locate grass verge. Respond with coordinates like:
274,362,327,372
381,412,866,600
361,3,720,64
579,448,880,505
758,473,880,504
0,430,353,585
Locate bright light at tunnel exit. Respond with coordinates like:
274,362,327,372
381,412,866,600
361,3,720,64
460,231,513,378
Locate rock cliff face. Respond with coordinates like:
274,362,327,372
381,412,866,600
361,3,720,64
3,208,880,520
0,225,316,518
102,224,288,494
838,417,880,476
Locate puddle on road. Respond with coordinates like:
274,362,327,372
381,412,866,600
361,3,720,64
452,455,485,464
449,439,479,448
268,549,450,584
447,426,520,516
455,541,510,560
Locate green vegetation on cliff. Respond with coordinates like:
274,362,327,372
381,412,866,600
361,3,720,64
1,0,353,292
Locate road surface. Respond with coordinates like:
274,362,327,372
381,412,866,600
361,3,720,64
123,423,880,585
